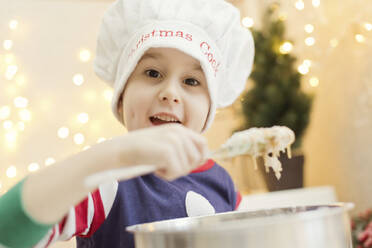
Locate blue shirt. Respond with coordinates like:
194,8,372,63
76,160,238,248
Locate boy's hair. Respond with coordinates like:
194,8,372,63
117,92,124,118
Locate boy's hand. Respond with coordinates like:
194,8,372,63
109,124,209,180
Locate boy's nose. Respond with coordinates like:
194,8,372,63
158,81,180,104
161,95,179,103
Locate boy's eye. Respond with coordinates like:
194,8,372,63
145,69,161,78
184,78,200,86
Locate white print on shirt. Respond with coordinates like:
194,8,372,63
185,191,216,217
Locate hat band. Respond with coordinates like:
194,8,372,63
116,21,224,83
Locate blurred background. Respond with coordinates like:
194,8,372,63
0,0,372,247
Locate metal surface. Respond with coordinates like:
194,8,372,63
127,203,354,248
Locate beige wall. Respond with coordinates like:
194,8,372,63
303,33,372,213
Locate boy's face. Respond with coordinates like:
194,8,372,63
119,47,211,133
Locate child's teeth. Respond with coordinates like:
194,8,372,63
154,115,177,122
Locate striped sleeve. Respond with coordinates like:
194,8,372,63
33,181,118,248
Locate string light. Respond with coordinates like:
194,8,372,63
6,166,17,178
242,17,254,28
103,89,113,102
79,49,91,62
5,130,18,144
305,24,314,33
18,109,31,121
364,23,372,31
73,74,84,86
77,112,89,124
305,37,316,46
278,13,287,21
298,65,309,75
355,34,366,43
3,120,13,130
309,77,319,87
303,59,312,67
279,41,293,54
312,0,320,8
58,127,69,139
3,40,13,50
298,60,311,75
5,65,18,80
0,106,11,120
74,133,85,145
97,137,106,143
330,39,339,48
28,163,40,172
295,0,305,10
83,146,91,151
45,157,56,166
14,97,29,108
9,20,18,30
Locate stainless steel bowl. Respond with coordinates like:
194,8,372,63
127,203,354,248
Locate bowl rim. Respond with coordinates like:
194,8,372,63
126,202,354,235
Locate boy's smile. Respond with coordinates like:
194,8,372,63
120,47,211,132
149,112,182,125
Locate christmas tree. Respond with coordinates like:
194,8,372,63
241,4,313,149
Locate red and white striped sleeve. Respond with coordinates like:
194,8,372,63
33,181,118,248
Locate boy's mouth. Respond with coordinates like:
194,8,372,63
149,113,182,126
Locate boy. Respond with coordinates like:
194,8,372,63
0,0,254,247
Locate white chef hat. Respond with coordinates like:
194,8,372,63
94,0,254,131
